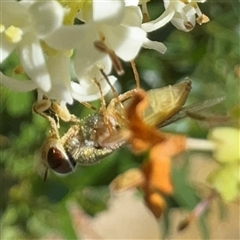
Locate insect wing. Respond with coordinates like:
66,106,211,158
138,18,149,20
102,80,192,148
143,79,192,126
158,96,225,128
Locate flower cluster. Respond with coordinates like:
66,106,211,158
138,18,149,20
207,127,240,202
2,0,239,238
0,0,208,106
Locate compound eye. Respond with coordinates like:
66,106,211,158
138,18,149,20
47,147,74,174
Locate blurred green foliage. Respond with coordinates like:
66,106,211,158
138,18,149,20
0,1,239,239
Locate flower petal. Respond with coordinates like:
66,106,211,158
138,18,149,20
92,0,125,25
171,15,195,32
28,0,64,38
0,72,37,92
45,25,89,50
208,127,240,163
74,30,112,81
104,25,146,61
121,6,142,27
124,0,139,7
71,75,117,102
0,37,16,63
171,5,196,32
0,1,27,63
208,163,240,202
18,32,51,92
44,53,73,104
143,39,167,54
141,8,175,32
1,1,27,28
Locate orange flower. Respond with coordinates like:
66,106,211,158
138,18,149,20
111,89,187,218
126,88,166,152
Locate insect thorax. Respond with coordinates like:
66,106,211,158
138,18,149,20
63,113,120,165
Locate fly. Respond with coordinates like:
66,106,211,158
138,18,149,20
33,79,224,178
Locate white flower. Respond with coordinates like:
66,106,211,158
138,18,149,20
43,0,146,101
46,0,144,75
46,0,166,81
70,75,118,103
1,52,75,103
1,1,119,104
1,0,182,107
0,0,65,92
1,51,117,104
142,0,208,32
123,5,167,54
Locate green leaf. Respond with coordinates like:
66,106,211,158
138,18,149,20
172,166,201,210
6,92,34,117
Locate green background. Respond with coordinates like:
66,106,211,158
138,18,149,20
1,1,239,239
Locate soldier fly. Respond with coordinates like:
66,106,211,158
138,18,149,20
33,79,224,179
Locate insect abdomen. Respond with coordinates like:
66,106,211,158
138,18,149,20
73,146,113,165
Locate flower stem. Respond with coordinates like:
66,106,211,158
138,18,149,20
186,138,217,151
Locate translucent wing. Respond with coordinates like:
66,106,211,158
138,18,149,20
157,96,225,128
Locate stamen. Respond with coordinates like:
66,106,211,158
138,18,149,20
100,69,119,102
197,14,210,25
94,40,124,75
14,65,24,75
141,2,150,23
4,25,23,43
131,61,140,88
99,68,126,118
184,21,194,30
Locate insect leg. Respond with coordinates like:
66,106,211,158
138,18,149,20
51,101,80,123
32,99,60,137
